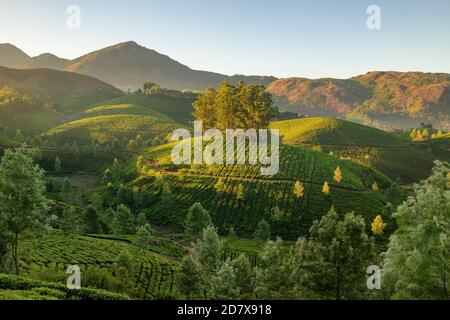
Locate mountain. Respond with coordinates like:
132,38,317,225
64,41,276,90
17,53,69,70
0,66,123,110
0,43,30,68
267,72,450,130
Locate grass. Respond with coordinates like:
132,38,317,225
270,117,437,182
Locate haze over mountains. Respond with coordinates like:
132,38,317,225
1,41,449,129
0,41,276,91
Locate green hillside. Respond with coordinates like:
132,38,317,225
91,94,195,125
270,117,437,182
0,274,128,300
6,111,64,136
19,233,181,299
0,66,123,111
44,114,183,146
121,141,397,240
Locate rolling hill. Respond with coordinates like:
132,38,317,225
0,43,30,68
270,117,437,182
121,140,397,240
0,66,123,111
267,72,450,130
17,53,69,70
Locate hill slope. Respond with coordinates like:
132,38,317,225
0,66,123,110
270,117,437,182
65,41,277,90
120,141,397,240
17,53,69,70
267,72,450,130
0,43,30,68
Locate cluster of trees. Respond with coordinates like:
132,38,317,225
193,81,274,130
177,203,377,300
410,128,447,141
137,81,197,100
177,161,449,300
0,86,54,119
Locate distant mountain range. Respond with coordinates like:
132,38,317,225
0,41,276,91
1,41,449,129
267,72,450,129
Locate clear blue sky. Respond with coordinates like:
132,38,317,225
1,0,450,79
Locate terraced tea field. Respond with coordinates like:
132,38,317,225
270,117,437,182
20,234,181,298
134,141,394,239
44,114,183,145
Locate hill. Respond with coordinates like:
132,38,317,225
267,72,450,130
18,232,182,299
44,114,183,146
0,43,30,68
120,141,398,240
270,117,437,182
17,53,69,70
86,94,195,125
64,41,277,90
0,66,123,111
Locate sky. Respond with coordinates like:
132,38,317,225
1,0,450,79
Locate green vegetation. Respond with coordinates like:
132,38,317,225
135,140,395,239
271,117,437,182
193,81,273,130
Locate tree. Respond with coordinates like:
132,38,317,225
112,205,136,234
176,255,203,299
136,212,147,227
292,207,375,300
132,223,153,252
136,155,145,172
210,261,240,300
371,215,387,236
253,219,271,242
193,81,273,131
117,185,129,205
333,166,342,183
161,182,172,203
383,161,449,300
231,254,255,298
83,206,101,234
54,156,61,173
322,181,330,194
59,206,80,235
410,128,418,141
14,129,24,142
236,184,245,201
214,178,225,193
61,178,72,198
185,203,212,239
255,238,293,299
194,225,223,274
372,182,379,191
293,181,304,198
0,148,49,274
